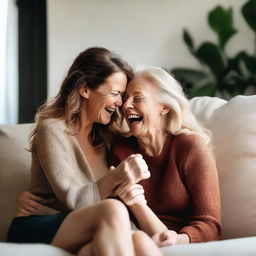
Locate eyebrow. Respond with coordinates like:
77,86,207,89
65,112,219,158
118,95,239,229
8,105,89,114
125,91,144,96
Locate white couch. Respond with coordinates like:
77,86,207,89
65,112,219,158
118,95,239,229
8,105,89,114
0,95,256,256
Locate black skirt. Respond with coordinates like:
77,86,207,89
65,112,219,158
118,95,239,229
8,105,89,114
7,212,68,244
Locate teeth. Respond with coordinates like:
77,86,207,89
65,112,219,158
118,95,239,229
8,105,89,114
128,114,142,119
106,108,115,113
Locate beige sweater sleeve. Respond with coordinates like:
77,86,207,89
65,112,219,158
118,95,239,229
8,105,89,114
35,120,101,210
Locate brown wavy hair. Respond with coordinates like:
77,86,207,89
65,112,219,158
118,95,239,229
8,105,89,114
30,47,133,151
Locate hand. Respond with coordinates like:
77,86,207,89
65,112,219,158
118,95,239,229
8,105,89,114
112,154,150,188
152,230,180,247
115,184,147,207
16,191,58,216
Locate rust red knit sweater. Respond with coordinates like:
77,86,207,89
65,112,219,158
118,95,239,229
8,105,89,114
110,134,222,242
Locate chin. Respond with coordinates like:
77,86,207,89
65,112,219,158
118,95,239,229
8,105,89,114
101,119,111,125
130,129,142,137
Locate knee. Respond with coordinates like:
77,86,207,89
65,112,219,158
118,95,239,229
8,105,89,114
99,199,130,225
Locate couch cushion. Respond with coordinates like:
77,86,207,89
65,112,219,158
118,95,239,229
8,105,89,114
0,124,34,241
0,242,73,256
190,95,256,239
161,236,256,256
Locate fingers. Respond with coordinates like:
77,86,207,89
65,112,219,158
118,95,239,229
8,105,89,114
116,154,150,186
29,193,44,202
116,184,147,206
16,191,47,216
155,230,178,247
116,183,142,195
19,191,44,202
126,195,147,206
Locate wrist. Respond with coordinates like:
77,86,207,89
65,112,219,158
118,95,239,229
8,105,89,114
130,202,147,210
97,171,121,199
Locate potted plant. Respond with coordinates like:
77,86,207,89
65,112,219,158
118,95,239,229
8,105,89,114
171,0,256,99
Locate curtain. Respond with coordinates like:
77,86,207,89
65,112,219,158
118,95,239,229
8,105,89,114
17,0,47,123
0,0,18,124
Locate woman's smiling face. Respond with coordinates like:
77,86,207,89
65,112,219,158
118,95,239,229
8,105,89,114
122,78,166,137
81,72,127,125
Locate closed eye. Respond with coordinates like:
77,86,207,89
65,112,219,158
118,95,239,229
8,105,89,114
134,97,144,102
110,91,119,97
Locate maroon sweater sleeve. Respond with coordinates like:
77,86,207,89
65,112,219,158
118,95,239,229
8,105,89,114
177,135,222,242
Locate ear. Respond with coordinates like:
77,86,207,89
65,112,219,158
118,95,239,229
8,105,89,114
160,105,170,115
79,86,90,99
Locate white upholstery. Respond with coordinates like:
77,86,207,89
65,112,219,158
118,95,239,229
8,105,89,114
0,95,256,255
0,124,33,241
0,243,72,256
161,237,256,256
190,95,256,239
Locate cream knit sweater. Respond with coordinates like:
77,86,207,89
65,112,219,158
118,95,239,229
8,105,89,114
29,118,101,212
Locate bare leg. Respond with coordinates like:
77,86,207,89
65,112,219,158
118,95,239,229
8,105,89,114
133,231,163,256
52,199,135,256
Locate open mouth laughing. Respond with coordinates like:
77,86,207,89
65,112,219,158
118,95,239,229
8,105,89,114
127,114,143,125
105,107,116,115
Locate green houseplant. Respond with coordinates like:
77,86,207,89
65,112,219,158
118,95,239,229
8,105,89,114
171,0,256,99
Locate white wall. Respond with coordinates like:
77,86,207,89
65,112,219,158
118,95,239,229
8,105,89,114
47,0,254,98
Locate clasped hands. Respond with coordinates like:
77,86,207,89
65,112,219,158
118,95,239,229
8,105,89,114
111,154,188,247
110,153,150,206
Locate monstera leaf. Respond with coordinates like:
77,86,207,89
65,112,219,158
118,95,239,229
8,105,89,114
208,6,237,49
242,0,256,32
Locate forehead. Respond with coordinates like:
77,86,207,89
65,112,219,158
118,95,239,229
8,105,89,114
99,72,127,91
126,78,154,95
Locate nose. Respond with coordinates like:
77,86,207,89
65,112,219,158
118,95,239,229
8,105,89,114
122,98,133,111
115,94,122,107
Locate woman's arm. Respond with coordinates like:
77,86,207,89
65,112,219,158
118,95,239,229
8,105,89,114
116,184,167,236
177,135,222,242
32,121,151,211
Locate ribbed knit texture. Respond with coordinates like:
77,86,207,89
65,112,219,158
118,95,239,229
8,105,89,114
29,118,101,212
110,134,222,242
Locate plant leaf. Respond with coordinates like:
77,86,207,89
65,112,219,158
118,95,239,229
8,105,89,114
171,68,208,94
231,51,256,75
242,0,256,32
242,54,256,75
208,6,237,49
183,29,194,51
196,42,225,77
188,83,217,98
171,68,207,84
222,72,248,96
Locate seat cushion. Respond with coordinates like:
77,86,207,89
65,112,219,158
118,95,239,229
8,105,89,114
190,95,256,239
0,242,73,256
0,124,34,241
161,236,256,256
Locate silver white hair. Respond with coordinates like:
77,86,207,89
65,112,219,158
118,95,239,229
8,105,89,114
133,66,212,144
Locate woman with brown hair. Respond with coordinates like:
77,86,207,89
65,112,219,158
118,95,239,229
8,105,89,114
7,47,162,256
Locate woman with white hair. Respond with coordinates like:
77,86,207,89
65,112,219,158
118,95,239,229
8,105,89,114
110,66,221,247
